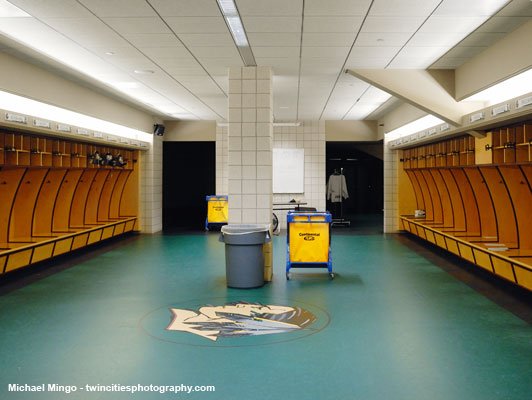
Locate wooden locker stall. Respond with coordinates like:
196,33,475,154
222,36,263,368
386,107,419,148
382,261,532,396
0,129,142,275
398,119,532,292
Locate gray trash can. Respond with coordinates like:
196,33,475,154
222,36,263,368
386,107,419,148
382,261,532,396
219,224,271,288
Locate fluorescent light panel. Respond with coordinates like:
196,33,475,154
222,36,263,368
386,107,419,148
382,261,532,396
0,90,153,142
462,68,532,106
217,0,251,48
386,115,444,140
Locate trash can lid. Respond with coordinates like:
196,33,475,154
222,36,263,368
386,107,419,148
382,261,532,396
221,224,270,234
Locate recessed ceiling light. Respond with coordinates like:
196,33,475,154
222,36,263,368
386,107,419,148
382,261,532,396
105,51,115,56
134,69,154,75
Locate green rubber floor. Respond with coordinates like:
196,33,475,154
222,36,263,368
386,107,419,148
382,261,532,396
1,224,532,399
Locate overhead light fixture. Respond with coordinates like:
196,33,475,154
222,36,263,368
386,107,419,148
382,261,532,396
216,0,256,66
134,69,154,75
105,51,115,56
0,0,30,17
461,68,532,106
0,90,153,142
385,115,444,140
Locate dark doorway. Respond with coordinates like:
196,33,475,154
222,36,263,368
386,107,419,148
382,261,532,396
163,141,215,230
326,141,383,224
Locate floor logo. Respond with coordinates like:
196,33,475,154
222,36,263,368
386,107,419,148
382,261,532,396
166,301,316,341
139,297,330,347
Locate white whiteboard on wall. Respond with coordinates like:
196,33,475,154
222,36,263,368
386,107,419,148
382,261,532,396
273,148,304,193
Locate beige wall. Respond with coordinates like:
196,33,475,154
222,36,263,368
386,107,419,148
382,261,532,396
163,120,216,141
326,120,379,141
0,51,155,133
378,103,427,136
456,19,532,100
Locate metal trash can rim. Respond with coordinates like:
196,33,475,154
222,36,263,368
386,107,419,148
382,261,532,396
221,224,270,235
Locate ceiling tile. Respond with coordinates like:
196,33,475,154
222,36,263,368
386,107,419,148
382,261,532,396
434,0,516,17
301,46,350,58
8,0,93,17
370,0,441,16
355,32,412,46
164,17,228,33
148,0,222,16
418,16,488,33
79,0,157,17
139,46,191,59
304,0,372,16
300,64,343,76
350,46,402,59
303,33,355,46
87,45,145,59
123,33,183,47
362,16,427,33
103,17,172,34
236,0,303,16
40,17,129,47
155,57,202,68
189,46,240,58
345,58,392,69
303,16,363,33
165,65,208,76
408,31,468,46
255,58,300,75
398,45,453,59
197,57,243,69
248,33,301,47
178,33,235,46
387,56,435,69
242,16,302,32
476,16,530,32
252,47,300,57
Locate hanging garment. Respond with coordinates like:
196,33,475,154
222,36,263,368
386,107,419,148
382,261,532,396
327,174,349,203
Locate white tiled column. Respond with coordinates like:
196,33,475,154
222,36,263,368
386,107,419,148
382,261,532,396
140,135,163,233
216,124,228,195
227,66,273,225
383,139,399,233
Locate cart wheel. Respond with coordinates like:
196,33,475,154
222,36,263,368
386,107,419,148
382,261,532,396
329,273,335,280
286,273,290,280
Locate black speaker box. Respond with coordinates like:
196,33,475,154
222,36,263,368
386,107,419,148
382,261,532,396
154,124,165,136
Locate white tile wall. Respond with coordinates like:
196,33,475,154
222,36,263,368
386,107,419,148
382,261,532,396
227,66,273,225
273,120,326,230
216,124,228,195
140,135,163,233
383,138,398,233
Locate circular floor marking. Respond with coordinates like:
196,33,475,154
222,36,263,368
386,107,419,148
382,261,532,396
138,296,330,347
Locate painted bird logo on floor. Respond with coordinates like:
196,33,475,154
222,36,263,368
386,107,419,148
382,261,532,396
166,301,317,341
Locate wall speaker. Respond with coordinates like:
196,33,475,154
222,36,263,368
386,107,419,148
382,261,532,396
154,124,165,136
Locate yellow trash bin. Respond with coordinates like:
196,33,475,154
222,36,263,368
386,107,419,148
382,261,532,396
205,195,228,230
286,211,333,279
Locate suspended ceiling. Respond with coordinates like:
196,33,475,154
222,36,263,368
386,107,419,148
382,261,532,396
0,0,531,122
